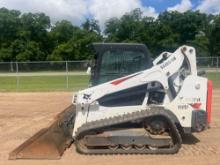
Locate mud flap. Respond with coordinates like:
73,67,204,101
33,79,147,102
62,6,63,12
9,104,76,160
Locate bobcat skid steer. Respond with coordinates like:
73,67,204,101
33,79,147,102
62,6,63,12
9,43,212,159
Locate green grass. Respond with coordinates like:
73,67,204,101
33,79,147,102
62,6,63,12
0,75,89,92
206,72,220,89
0,72,219,92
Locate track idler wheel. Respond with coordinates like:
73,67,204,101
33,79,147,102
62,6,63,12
134,145,146,151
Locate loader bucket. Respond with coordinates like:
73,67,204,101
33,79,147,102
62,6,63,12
9,104,76,160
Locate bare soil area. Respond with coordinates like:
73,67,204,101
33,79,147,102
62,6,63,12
0,91,220,165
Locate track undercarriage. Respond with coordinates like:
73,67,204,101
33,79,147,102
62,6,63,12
74,107,182,154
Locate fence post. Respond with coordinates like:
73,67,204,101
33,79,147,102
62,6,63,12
10,61,14,72
66,61,69,89
217,57,219,71
16,62,19,91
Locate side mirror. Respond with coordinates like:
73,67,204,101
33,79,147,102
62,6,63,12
86,66,91,75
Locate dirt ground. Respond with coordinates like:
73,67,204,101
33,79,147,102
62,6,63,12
0,91,220,165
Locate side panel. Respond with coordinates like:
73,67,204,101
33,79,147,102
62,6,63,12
165,75,208,128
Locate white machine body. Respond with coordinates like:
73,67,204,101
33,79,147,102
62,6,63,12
72,45,209,137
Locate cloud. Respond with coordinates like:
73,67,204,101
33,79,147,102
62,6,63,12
168,0,193,12
141,6,158,18
0,0,88,24
196,0,220,14
0,0,158,29
88,0,158,29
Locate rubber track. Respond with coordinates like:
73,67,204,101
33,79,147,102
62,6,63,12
74,107,182,155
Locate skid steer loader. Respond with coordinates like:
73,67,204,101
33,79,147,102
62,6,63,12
9,43,212,159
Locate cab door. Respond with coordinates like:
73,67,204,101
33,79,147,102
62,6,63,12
91,43,153,86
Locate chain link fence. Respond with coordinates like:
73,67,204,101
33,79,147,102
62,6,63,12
0,61,90,91
196,57,220,89
0,57,219,91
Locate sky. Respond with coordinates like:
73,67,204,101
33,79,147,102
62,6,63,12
0,0,219,29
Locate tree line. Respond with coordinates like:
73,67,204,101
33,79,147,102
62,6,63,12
0,7,219,61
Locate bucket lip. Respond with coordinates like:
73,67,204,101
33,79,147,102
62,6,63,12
8,128,49,160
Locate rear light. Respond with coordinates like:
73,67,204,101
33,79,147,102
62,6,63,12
190,103,202,110
206,80,213,124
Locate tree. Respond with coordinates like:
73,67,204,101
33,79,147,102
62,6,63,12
0,7,220,62
19,12,51,54
142,21,178,55
71,28,102,60
105,9,144,42
48,28,102,61
0,8,21,47
11,40,46,61
0,47,12,61
158,11,209,44
104,18,121,41
50,20,75,45
210,15,220,57
82,19,101,34
104,9,177,55
188,32,210,57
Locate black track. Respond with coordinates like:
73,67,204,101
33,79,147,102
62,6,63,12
74,107,182,154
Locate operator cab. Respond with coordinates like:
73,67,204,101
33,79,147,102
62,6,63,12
90,43,153,86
